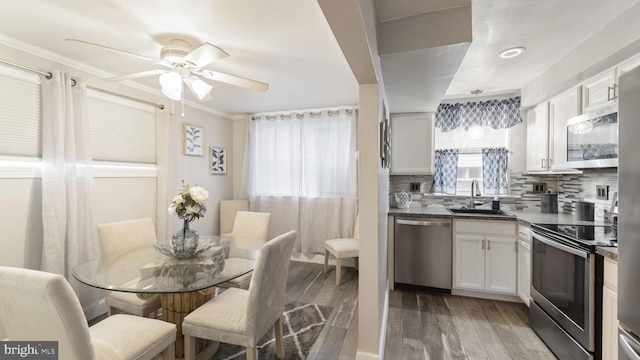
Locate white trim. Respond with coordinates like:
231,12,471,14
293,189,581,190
92,161,158,178
379,282,390,360
0,62,41,83
0,156,42,178
0,157,157,179
451,288,522,303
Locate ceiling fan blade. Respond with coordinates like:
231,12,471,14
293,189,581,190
103,69,167,82
183,76,213,101
65,39,167,66
197,70,269,92
183,42,229,68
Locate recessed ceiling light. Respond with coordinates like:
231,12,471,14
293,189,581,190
498,47,526,59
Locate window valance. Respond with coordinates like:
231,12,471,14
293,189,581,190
435,96,523,132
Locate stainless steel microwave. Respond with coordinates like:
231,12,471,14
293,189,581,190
566,104,618,168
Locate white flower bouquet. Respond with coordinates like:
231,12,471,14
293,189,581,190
168,182,209,223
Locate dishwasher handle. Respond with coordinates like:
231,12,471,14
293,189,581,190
396,219,451,227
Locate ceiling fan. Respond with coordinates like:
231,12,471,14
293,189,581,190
65,38,269,101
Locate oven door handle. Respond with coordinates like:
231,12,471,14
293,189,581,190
620,332,640,360
532,232,588,258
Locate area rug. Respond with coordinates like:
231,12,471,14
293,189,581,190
211,302,332,360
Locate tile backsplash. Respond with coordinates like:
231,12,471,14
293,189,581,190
389,169,618,222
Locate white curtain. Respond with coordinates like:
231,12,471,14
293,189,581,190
155,108,175,244
41,71,100,317
242,109,358,254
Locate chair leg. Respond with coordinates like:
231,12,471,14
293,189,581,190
246,347,257,360
162,341,175,360
275,317,285,359
184,335,196,360
147,310,157,319
335,258,342,286
324,250,329,273
107,306,117,317
354,257,359,271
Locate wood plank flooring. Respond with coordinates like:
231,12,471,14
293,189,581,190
90,261,557,360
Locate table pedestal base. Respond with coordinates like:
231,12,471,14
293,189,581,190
160,289,217,359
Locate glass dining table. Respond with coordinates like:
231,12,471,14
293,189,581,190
73,235,263,359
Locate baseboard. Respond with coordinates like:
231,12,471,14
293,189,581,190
451,289,522,303
379,281,389,359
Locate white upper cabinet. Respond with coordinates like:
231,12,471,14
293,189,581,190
526,102,550,172
390,113,434,175
549,86,581,171
581,53,640,113
617,53,640,80
582,69,617,113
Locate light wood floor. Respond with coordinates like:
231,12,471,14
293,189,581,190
292,261,557,360
92,261,556,360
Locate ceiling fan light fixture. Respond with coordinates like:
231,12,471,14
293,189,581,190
161,85,182,101
498,47,526,59
159,71,182,92
184,76,213,101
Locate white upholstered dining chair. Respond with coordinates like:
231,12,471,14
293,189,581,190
219,200,250,236
182,231,297,360
97,218,161,318
0,266,176,360
324,212,360,286
219,210,271,289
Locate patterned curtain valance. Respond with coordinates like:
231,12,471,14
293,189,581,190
435,96,523,132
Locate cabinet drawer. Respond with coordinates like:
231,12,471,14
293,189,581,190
454,220,516,236
604,257,617,291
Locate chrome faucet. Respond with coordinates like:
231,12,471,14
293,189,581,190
469,179,481,209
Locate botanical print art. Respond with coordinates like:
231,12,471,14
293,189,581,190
184,124,204,156
209,146,226,174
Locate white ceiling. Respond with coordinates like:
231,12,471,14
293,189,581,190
0,0,638,115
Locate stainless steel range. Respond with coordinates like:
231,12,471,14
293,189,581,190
530,223,617,360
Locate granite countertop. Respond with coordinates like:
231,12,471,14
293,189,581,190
596,246,618,261
388,205,610,225
389,205,617,259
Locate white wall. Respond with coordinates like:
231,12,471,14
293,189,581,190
169,107,234,236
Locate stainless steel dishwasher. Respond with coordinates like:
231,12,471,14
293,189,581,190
394,217,452,290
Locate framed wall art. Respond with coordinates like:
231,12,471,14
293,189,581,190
209,146,226,174
183,123,204,156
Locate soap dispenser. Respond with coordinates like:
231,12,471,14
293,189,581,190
492,196,500,210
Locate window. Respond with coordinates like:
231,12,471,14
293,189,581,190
434,126,509,195
251,111,357,197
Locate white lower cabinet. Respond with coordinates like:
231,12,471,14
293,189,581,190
517,224,532,306
453,220,517,295
602,257,618,360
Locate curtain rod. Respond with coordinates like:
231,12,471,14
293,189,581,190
0,58,164,110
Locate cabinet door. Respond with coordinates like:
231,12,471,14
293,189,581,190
582,69,616,112
526,102,550,172
602,285,618,360
517,239,531,306
390,113,434,175
485,235,517,294
454,234,485,291
549,87,581,171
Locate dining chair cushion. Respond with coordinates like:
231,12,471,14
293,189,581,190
105,292,161,317
183,231,296,351
0,266,176,360
90,314,176,360
97,218,161,318
220,200,250,235
182,288,250,346
324,238,359,258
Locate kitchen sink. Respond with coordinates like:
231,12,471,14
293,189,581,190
447,208,514,216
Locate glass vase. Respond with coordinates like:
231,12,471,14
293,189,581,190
171,219,199,259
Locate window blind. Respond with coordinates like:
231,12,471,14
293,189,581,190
87,91,157,164
0,66,42,157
